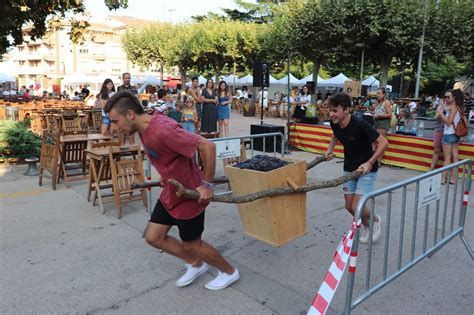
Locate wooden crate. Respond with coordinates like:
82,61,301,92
343,80,362,98
226,158,307,247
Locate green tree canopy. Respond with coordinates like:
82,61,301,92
1,0,128,56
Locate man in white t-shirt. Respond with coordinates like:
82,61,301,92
408,100,417,113
256,87,268,109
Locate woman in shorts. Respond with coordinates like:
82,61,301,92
437,89,464,184
373,88,392,162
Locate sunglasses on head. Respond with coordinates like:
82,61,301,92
444,95,451,98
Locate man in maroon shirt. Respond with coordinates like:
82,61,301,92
105,91,239,290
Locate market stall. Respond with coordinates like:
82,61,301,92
289,123,474,177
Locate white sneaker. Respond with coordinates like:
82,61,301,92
204,268,240,290
372,215,382,243
359,225,369,244
175,262,209,287
359,215,382,244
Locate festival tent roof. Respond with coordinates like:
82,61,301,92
223,74,236,83
320,73,350,87
276,73,300,85
269,75,280,84
142,74,162,85
235,74,253,85
0,72,16,83
297,74,326,85
362,75,379,88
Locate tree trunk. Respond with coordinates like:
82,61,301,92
133,155,329,190
312,58,321,100
179,66,186,89
378,55,392,88
312,59,321,96
159,64,164,88
215,64,221,83
169,170,362,204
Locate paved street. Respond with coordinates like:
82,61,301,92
1,113,473,314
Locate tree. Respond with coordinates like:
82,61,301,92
162,24,197,85
1,0,128,56
122,23,172,83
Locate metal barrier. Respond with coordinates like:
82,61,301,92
208,132,286,158
344,159,473,314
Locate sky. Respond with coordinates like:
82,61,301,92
84,0,256,23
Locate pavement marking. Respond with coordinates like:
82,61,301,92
0,188,53,199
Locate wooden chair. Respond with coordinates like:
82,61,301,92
108,145,147,218
61,114,84,133
87,140,120,204
58,138,88,188
91,111,102,133
38,136,60,190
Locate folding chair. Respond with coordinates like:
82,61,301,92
38,135,60,190
108,145,147,218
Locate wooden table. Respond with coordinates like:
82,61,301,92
60,133,112,143
85,147,112,213
58,134,112,187
85,146,147,217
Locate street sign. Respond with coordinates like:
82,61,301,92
418,173,441,209
215,139,241,160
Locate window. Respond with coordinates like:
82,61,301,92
19,61,25,66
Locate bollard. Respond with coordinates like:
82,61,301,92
23,157,39,176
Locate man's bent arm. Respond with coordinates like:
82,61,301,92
368,135,388,165
326,135,337,155
197,138,216,183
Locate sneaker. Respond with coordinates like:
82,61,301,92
175,262,209,287
359,225,369,244
359,215,382,244
372,215,382,243
204,268,240,290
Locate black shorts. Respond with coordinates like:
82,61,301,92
150,199,205,242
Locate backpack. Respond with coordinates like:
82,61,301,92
455,106,468,137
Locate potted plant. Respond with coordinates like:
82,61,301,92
0,119,41,163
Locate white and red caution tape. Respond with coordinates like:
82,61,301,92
147,176,152,191
307,220,360,315
463,191,469,206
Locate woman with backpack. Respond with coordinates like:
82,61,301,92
436,89,465,184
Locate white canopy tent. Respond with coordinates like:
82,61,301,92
362,75,393,92
319,73,350,87
235,74,253,85
222,74,236,84
141,74,162,85
276,73,300,85
296,74,326,86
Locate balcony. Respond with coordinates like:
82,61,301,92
17,68,43,75
26,53,42,60
43,54,56,62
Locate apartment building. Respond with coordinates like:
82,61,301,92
12,16,158,94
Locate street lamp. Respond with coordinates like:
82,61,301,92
355,43,365,82
396,61,410,97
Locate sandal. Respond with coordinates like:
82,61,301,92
449,181,455,185
441,180,447,185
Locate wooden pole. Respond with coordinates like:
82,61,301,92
132,154,331,190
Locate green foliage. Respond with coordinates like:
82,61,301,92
0,120,41,159
0,0,128,56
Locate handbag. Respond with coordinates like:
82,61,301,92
455,106,468,137
390,112,398,128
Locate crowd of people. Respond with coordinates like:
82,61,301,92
94,75,236,141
